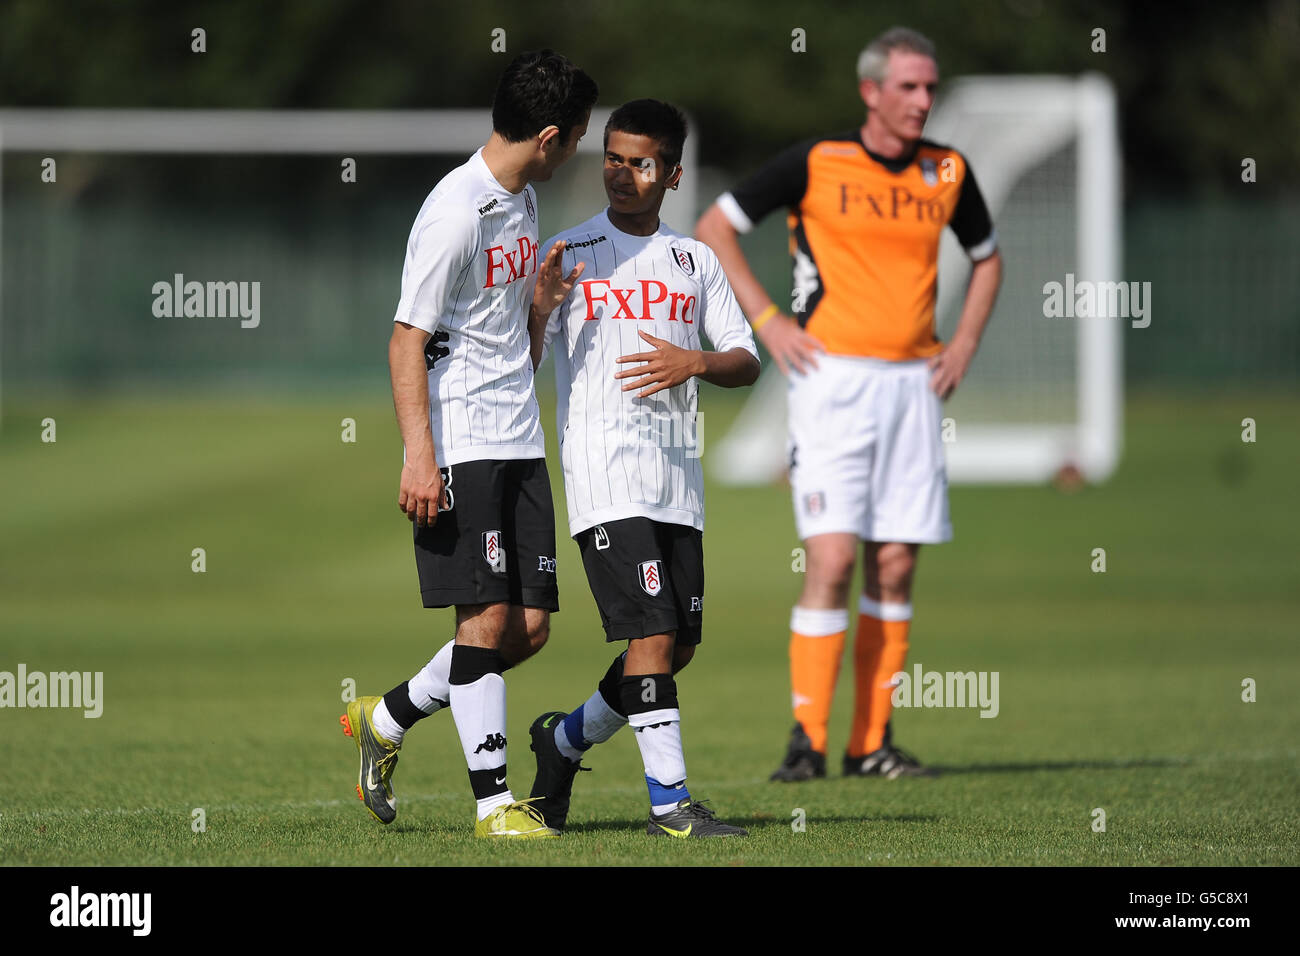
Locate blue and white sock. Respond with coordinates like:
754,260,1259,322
556,691,627,762
621,673,689,815
555,651,630,761
632,711,689,814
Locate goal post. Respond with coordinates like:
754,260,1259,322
0,107,698,422
709,73,1123,486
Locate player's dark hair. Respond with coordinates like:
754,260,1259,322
491,49,599,147
603,99,688,170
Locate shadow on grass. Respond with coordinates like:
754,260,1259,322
928,756,1188,775
563,812,939,834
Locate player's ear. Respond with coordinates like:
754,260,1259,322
537,125,561,153
859,78,879,110
666,164,683,191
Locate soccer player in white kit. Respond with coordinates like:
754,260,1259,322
339,50,598,838
524,100,760,837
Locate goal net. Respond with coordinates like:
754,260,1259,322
709,74,1122,485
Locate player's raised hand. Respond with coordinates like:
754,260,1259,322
757,313,823,376
398,456,446,527
533,240,584,318
927,336,977,400
615,330,707,398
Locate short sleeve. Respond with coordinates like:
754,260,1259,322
716,139,813,234
698,245,759,361
392,203,479,333
949,160,997,261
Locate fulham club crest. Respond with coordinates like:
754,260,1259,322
638,560,663,596
920,158,938,186
525,191,536,222
671,246,695,277
593,525,611,551
482,530,506,573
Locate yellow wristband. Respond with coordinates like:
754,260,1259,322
750,304,780,332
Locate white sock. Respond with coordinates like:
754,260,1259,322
555,691,627,762
450,672,513,820
408,641,454,713
476,791,515,819
371,699,405,745
629,708,689,814
582,691,627,744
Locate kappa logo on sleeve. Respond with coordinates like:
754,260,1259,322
638,560,663,596
482,531,506,573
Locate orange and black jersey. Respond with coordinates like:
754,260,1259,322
717,131,997,360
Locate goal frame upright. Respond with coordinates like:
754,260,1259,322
709,73,1123,486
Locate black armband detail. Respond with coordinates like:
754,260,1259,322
468,765,509,800
598,651,628,716
449,645,507,686
383,680,431,729
620,673,678,717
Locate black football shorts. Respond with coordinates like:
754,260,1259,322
574,516,703,645
413,457,559,611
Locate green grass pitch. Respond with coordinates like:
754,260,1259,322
1,388,1297,865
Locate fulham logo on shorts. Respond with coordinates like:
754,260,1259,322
593,525,611,551
638,560,663,596
671,246,695,277
482,530,506,574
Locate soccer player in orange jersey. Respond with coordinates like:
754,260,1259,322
696,26,1003,779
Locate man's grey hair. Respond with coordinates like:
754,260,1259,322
856,27,937,83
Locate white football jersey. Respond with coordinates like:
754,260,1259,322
393,147,544,466
543,209,758,535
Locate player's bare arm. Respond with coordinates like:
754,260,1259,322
695,203,823,376
614,329,759,398
389,320,444,526
928,249,1003,400
529,239,584,369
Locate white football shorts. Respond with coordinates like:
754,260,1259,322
787,354,951,544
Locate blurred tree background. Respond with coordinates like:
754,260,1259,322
0,0,1295,389
2,0,1295,193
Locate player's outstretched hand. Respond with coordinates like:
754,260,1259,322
398,458,445,527
758,313,823,376
534,240,585,318
615,330,707,398
928,337,977,400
